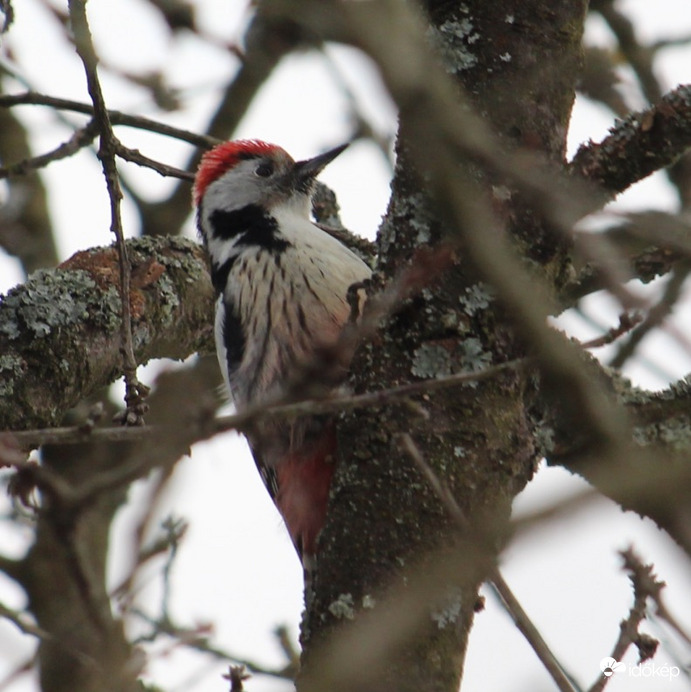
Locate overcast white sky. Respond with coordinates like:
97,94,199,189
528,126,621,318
1,1,691,691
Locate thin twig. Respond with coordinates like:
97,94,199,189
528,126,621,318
223,666,251,692
114,141,194,180
509,485,601,541
0,91,219,148
652,34,691,52
0,119,99,178
132,608,293,680
595,1,662,103
112,514,188,607
587,547,664,692
488,574,582,692
68,0,149,424
609,264,691,368
5,358,528,448
273,625,300,678
0,655,36,692
398,433,578,692
580,312,643,349
0,601,52,641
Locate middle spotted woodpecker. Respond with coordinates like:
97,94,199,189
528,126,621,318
194,139,372,566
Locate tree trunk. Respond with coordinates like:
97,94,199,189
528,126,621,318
298,2,587,690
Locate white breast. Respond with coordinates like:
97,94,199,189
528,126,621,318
219,205,371,408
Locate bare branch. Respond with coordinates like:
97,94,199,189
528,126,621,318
114,141,194,181
223,666,250,692
0,119,98,179
591,2,691,209
579,45,629,117
136,10,306,238
558,208,691,306
133,608,294,681
580,312,643,349
0,91,218,148
69,0,150,423
608,263,691,368
0,655,36,692
112,515,188,606
0,0,14,32
571,84,691,196
5,359,527,448
0,601,52,641
593,1,663,103
546,382,691,555
587,547,665,692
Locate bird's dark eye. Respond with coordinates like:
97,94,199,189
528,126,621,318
255,162,274,177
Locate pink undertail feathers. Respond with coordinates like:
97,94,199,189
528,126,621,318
275,425,338,559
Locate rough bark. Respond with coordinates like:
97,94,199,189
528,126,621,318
0,236,214,431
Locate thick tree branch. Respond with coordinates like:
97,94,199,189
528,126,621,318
546,366,691,554
558,210,691,306
571,84,691,196
0,236,214,431
592,1,691,209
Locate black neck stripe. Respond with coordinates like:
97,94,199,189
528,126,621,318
208,205,291,254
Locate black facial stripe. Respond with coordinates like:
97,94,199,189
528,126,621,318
208,207,257,241
222,297,245,377
209,205,292,254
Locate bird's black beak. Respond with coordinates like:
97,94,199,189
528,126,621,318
293,143,348,186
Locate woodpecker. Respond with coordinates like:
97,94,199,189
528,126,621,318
194,139,372,565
